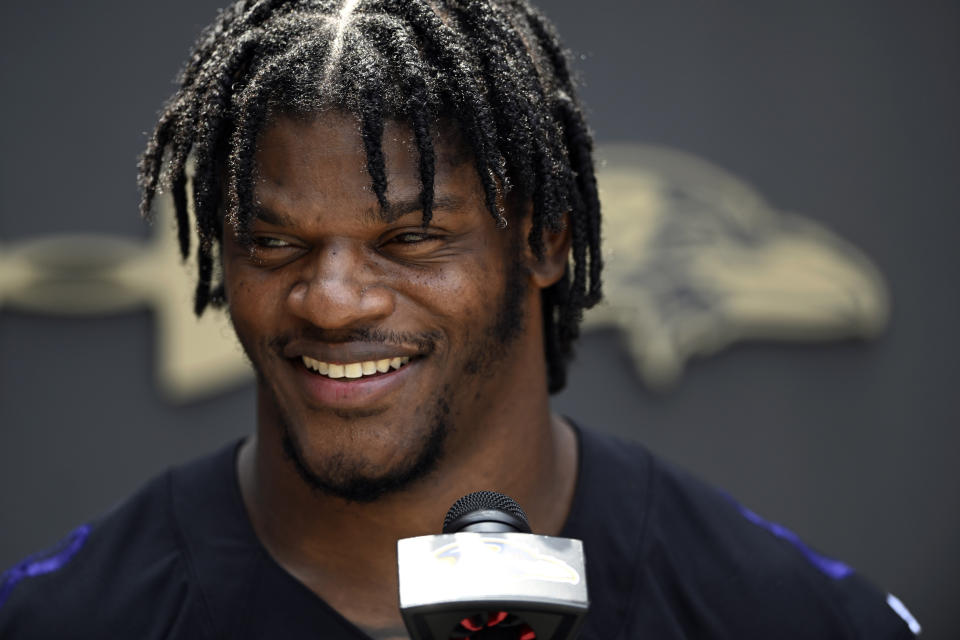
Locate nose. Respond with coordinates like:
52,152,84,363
286,243,394,329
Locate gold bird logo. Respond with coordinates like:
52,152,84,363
585,144,889,390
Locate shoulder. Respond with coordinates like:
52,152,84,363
569,425,918,639
0,447,235,640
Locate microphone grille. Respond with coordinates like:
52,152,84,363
443,490,530,532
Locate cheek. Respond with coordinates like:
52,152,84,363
224,268,288,344
413,269,512,370
404,257,501,321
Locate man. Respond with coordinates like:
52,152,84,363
0,1,918,638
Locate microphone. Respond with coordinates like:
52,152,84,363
397,491,589,639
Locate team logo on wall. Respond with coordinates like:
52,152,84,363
586,145,889,389
0,144,889,400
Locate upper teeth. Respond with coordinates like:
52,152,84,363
302,356,411,379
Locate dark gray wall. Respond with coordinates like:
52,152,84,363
1,1,957,637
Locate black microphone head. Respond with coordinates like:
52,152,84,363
442,490,532,534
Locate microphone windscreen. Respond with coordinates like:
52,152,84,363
443,491,532,534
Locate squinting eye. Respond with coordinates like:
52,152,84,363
255,236,291,249
392,232,432,244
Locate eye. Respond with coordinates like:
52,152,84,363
379,228,452,264
391,231,433,244
246,234,305,268
254,236,292,249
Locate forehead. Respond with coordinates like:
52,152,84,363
253,110,475,218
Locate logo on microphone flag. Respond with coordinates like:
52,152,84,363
432,536,581,585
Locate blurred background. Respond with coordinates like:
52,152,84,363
1,1,957,637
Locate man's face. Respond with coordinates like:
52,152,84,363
222,111,537,502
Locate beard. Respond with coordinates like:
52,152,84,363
279,394,451,503
249,238,530,504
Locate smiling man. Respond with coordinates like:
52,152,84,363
231,112,568,511
0,1,919,639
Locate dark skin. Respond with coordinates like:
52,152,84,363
227,111,577,638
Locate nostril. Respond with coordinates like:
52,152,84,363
286,274,394,329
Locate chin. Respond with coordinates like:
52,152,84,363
278,397,451,503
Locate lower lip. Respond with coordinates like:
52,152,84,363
294,360,419,408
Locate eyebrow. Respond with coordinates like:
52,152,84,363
377,194,466,223
251,194,468,227
251,205,296,227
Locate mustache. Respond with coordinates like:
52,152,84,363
267,327,442,354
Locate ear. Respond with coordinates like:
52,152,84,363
525,212,572,290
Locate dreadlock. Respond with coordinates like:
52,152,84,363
139,0,602,393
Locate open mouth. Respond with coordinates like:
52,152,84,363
300,355,416,381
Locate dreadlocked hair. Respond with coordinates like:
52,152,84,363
138,0,602,393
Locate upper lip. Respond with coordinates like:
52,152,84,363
283,341,424,364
